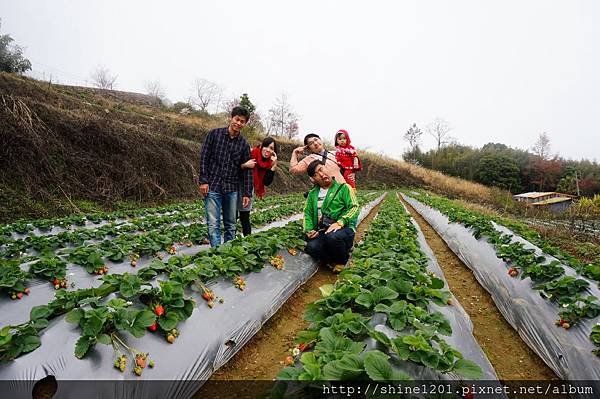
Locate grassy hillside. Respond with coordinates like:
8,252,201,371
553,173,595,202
0,72,507,223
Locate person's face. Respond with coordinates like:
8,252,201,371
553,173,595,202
312,164,331,186
306,137,324,153
261,142,275,159
336,134,347,146
229,115,247,136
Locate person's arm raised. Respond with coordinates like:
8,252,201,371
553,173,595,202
289,146,306,173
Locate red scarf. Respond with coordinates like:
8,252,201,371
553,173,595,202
251,146,274,199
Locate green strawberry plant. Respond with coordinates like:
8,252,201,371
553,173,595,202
278,193,483,383
407,190,600,354
537,276,590,299
557,295,600,325
0,259,31,299
29,256,68,288
66,298,156,375
591,324,600,356
138,280,195,343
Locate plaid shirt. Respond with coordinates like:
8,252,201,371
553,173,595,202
199,127,252,197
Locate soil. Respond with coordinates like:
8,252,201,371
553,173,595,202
196,198,384,399
398,194,558,382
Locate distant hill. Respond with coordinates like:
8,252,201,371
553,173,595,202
0,72,504,222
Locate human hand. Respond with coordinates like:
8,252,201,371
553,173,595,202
306,230,319,239
294,146,306,156
242,196,251,208
325,222,342,234
199,184,209,198
241,159,257,169
347,173,355,183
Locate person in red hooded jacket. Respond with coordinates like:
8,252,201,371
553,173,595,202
239,137,278,236
334,129,362,189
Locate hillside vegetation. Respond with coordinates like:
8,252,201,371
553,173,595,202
0,72,505,223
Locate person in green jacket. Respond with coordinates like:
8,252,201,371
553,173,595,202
303,159,360,273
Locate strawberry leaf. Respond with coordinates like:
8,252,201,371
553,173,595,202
130,310,156,338
74,335,93,358
157,312,178,332
453,358,483,379
363,350,392,380
97,334,112,345
30,305,51,321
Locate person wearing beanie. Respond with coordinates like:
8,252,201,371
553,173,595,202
334,129,362,189
303,159,359,273
289,133,346,184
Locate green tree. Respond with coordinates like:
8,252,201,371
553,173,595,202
402,144,423,164
239,93,256,114
474,154,522,192
0,20,32,73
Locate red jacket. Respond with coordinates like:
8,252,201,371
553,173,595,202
251,146,274,199
334,130,362,171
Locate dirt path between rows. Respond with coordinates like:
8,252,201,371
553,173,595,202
196,199,384,398
398,194,558,382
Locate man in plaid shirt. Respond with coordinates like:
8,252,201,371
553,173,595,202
199,106,253,247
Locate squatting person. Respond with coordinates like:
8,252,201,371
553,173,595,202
303,159,359,273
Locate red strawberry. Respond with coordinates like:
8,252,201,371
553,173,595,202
147,322,158,332
135,355,147,368
154,304,165,317
298,343,307,352
16,292,23,299
52,278,60,286
285,355,294,366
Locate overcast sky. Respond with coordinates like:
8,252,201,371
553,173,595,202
2,0,598,161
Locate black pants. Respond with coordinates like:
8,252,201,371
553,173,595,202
239,210,251,236
305,226,355,265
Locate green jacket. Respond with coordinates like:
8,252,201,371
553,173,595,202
303,180,360,232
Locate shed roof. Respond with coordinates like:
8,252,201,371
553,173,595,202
513,192,556,199
530,197,573,206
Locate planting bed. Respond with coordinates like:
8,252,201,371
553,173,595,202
273,193,500,397
402,191,600,381
0,192,382,399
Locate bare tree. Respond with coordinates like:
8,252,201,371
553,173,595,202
268,92,299,138
426,118,452,151
531,132,551,160
90,65,118,90
192,78,222,113
262,110,275,135
404,123,423,150
222,96,240,114
144,80,166,101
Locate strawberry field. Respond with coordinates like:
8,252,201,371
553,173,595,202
0,191,383,397
2,189,599,398
401,191,600,380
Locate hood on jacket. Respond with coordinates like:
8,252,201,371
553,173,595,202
334,129,352,147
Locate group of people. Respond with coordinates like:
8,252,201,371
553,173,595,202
198,106,362,272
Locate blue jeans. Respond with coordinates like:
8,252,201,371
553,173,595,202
205,191,238,247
